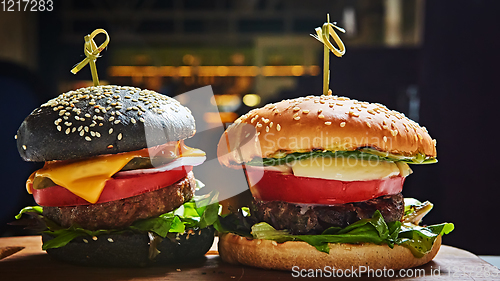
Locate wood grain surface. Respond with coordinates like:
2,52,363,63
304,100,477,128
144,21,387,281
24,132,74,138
0,236,498,280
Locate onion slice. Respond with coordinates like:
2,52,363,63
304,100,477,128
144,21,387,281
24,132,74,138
114,156,206,177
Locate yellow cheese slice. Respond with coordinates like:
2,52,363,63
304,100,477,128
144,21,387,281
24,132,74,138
27,141,205,204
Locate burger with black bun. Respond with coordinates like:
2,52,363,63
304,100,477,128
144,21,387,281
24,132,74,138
14,85,219,267
216,94,453,271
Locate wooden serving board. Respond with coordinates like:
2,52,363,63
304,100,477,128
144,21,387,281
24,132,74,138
0,236,498,280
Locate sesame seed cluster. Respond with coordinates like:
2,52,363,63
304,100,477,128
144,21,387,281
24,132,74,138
220,95,436,164
17,85,195,162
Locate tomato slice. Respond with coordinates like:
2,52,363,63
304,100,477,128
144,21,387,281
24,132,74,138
245,167,404,205
33,166,192,207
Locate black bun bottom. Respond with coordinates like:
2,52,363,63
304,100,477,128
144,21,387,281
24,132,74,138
43,227,215,267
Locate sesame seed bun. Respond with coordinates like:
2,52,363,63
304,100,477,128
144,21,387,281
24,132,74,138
218,95,436,167
218,232,442,271
16,85,195,162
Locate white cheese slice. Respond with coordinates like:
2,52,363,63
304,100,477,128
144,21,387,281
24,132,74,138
291,157,412,181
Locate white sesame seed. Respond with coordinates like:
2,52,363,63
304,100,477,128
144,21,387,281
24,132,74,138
57,125,62,131
131,118,136,124
117,133,122,140
325,121,332,125
107,238,114,243
271,241,278,246
83,239,88,243
114,120,121,124
65,128,70,134
72,127,76,133
22,145,27,150
80,130,85,136
294,116,300,120
96,132,101,137
85,136,92,141
276,124,281,131
340,122,346,127
139,117,145,123
109,128,113,134
90,131,96,137
383,136,388,142
14,135,17,140
302,109,309,114
318,114,325,119
84,126,89,132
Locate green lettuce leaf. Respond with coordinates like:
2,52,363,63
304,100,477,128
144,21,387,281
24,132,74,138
250,210,398,253
246,149,436,166
15,206,43,219
397,222,454,257
15,189,220,250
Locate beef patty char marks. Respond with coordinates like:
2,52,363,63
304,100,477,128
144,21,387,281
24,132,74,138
253,193,404,235
43,171,196,230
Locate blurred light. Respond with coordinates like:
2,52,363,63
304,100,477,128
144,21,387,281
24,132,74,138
214,94,241,112
231,53,246,65
217,66,229,76
250,66,260,76
178,66,191,77
310,65,321,76
108,65,321,77
291,65,304,76
210,95,217,106
343,6,357,37
183,54,195,65
203,112,238,124
243,94,261,107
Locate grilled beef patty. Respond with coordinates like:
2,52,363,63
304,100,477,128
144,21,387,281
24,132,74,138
253,193,404,235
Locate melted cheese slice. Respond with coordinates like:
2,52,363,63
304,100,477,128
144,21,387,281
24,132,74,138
291,157,412,181
27,141,205,204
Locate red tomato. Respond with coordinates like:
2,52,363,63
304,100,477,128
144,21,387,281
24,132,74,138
245,167,404,205
33,166,192,207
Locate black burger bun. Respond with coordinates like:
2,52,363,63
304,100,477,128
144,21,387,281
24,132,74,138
17,85,195,162
42,226,215,267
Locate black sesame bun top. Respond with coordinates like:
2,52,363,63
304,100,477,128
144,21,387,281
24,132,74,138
16,85,195,162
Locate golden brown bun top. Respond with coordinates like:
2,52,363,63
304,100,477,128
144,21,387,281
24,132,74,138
218,95,436,167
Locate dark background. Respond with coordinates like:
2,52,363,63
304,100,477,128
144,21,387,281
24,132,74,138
1,0,499,255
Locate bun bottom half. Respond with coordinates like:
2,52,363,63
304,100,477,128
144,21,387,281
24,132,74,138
218,232,441,271
43,226,215,267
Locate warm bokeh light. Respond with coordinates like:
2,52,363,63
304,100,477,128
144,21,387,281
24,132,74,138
242,94,261,107
108,65,320,77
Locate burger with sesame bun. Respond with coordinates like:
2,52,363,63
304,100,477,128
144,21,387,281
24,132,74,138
14,85,219,267
216,94,453,271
